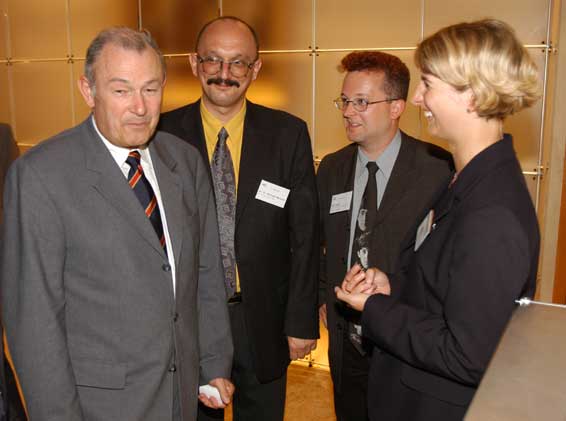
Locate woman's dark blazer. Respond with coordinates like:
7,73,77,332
361,135,539,420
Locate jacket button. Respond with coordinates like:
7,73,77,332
173,313,179,322
162,263,171,272
169,364,177,372
341,257,346,264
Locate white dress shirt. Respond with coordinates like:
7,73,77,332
92,116,177,294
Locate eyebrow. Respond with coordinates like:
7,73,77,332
108,78,162,85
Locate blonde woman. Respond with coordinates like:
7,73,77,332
336,19,540,420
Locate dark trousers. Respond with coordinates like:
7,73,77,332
333,333,370,421
198,302,287,421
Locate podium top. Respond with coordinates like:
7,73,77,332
465,303,566,420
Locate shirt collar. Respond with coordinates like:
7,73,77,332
356,129,402,179
200,100,247,137
91,115,151,168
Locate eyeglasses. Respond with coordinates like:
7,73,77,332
196,55,257,78
333,96,401,112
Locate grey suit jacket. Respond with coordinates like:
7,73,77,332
1,118,233,420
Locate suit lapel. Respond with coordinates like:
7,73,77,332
82,119,168,257
341,147,358,267
150,137,184,267
376,133,418,223
181,100,211,175
236,102,271,227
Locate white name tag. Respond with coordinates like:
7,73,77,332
255,180,290,208
330,191,353,214
415,209,434,251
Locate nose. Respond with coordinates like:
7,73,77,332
219,61,231,79
130,91,147,116
411,81,424,106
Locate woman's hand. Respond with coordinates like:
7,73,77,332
335,264,391,311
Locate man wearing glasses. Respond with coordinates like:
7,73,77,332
317,51,452,421
159,16,319,421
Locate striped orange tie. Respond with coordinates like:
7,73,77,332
126,150,167,253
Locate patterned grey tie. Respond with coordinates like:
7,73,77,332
348,161,379,355
211,127,237,297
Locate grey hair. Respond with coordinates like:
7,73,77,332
84,27,166,90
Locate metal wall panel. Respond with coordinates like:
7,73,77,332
223,0,312,51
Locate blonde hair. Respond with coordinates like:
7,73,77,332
415,19,539,120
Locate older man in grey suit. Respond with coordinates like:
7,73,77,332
1,28,233,420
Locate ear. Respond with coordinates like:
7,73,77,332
462,88,476,112
189,53,199,77
78,76,95,109
251,57,262,81
389,99,406,120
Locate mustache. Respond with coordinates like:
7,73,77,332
206,77,240,88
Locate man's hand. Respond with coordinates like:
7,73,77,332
319,303,327,329
287,337,317,360
198,377,234,409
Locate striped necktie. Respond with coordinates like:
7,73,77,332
126,150,167,253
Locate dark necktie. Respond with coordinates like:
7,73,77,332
211,127,237,297
126,150,167,253
348,161,379,355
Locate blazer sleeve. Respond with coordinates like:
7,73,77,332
316,157,330,307
194,152,234,382
284,121,320,339
1,159,84,420
361,205,532,386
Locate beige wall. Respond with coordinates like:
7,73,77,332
0,1,563,297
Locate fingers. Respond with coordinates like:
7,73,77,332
335,286,370,312
288,337,317,360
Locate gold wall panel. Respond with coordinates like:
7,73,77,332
7,0,68,58
161,56,203,112
314,50,423,160
0,0,8,58
247,53,313,133
69,0,138,59
141,0,217,54
0,65,11,124
316,0,421,49
12,62,73,145
424,0,550,44
223,0,312,51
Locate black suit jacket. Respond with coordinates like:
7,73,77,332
0,124,19,225
361,135,539,420
159,100,319,382
317,132,452,391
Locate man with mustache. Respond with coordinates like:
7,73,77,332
159,16,319,421
1,27,233,420
317,51,452,421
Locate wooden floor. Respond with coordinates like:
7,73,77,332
225,363,336,421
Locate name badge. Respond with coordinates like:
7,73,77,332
415,209,434,251
330,191,353,214
255,180,290,208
